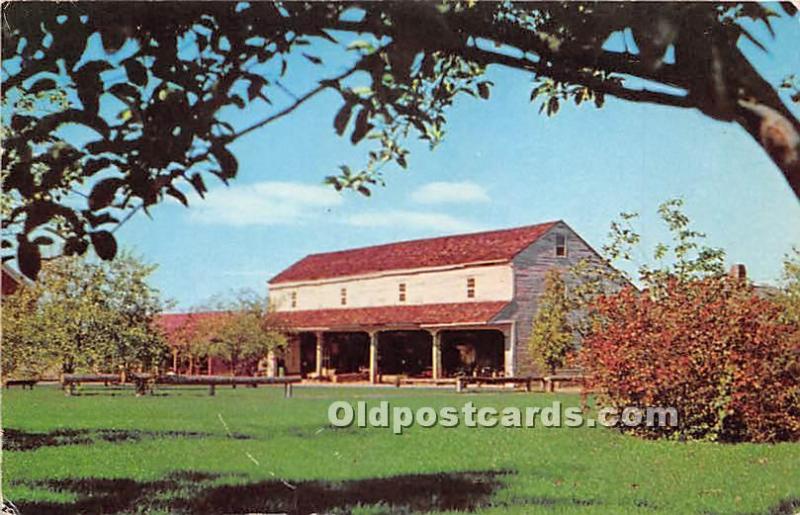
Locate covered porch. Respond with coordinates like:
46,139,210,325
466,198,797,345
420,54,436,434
284,327,511,383
271,301,515,383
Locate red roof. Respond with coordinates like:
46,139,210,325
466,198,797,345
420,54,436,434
269,222,558,284
155,312,229,342
270,301,508,330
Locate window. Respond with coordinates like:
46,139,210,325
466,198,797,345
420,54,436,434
340,287,347,306
555,233,567,257
466,277,476,298
290,291,297,308
398,283,407,302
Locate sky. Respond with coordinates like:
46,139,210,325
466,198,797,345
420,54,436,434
104,10,800,310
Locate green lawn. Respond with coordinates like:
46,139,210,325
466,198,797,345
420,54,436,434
2,385,798,514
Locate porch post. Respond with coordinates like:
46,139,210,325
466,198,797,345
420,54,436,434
504,324,516,378
315,331,324,377
431,330,442,380
171,348,178,373
369,330,380,384
265,350,277,378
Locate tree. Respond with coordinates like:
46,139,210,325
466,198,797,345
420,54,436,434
528,269,574,374
1,252,168,377
2,2,799,277
162,309,219,375
188,290,286,376
565,197,726,337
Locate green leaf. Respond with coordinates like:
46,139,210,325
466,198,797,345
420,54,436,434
89,178,125,211
32,236,54,246
189,174,207,198
347,40,375,53
350,107,372,144
333,100,354,136
247,76,267,102
594,92,605,108
124,59,148,86
30,78,57,95
18,239,41,279
91,230,118,260
547,97,560,116
167,186,188,207
303,53,323,65
212,144,238,180
477,81,491,99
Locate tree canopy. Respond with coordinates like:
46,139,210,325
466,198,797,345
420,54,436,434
1,252,168,377
175,290,287,375
3,1,798,278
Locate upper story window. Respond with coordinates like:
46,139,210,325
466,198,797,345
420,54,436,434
466,277,476,298
398,283,407,302
340,287,347,306
555,233,567,257
290,291,297,308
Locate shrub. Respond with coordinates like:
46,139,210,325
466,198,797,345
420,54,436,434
581,277,800,442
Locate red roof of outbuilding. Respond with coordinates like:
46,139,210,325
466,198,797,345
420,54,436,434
270,301,509,330
269,222,558,284
155,312,229,342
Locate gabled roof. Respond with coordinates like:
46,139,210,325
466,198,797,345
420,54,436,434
269,221,559,284
270,301,509,330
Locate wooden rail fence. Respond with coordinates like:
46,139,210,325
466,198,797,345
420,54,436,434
60,373,300,398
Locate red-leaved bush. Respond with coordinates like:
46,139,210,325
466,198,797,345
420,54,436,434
581,277,800,442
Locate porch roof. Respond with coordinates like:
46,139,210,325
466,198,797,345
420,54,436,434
271,301,509,331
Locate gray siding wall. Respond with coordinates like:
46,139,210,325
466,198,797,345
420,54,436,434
496,222,609,376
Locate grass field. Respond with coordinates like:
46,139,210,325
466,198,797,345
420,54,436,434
2,385,799,514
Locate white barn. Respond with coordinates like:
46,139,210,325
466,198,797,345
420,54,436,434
269,221,609,382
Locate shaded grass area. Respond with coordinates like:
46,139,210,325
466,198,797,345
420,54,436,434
17,470,507,514
2,385,800,514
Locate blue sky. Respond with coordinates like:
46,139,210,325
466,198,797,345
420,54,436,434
109,13,800,310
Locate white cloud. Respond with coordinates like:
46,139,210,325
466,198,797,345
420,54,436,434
344,210,482,233
188,181,342,226
410,181,490,204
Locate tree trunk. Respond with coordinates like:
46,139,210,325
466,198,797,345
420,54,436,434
735,99,800,199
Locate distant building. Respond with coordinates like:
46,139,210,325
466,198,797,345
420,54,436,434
156,312,231,375
269,221,614,381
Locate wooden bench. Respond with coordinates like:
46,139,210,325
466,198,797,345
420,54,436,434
456,376,544,393
456,374,586,393
61,374,123,395
4,379,38,390
133,374,302,398
398,377,457,387
543,374,584,392
331,371,369,383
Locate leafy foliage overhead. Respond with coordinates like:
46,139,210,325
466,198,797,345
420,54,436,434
3,1,798,278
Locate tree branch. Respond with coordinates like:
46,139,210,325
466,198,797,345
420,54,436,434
461,46,693,110
228,66,359,142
